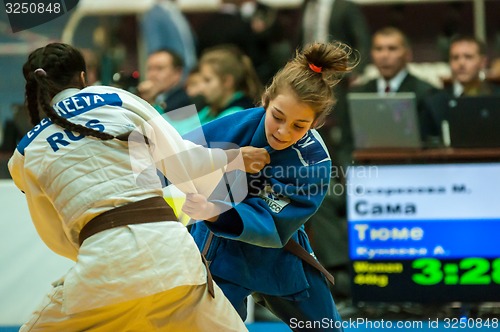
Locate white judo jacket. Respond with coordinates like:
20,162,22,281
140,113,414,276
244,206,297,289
8,86,232,314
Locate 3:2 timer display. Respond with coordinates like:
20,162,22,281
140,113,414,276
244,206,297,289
412,258,500,285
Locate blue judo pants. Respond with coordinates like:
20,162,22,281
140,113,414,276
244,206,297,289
213,264,344,332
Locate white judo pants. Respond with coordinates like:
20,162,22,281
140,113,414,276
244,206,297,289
20,282,247,332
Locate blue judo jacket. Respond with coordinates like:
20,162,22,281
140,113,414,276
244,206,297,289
187,107,332,296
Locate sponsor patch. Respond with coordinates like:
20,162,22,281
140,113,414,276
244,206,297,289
258,184,290,213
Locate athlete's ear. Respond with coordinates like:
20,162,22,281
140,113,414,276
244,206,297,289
261,95,269,109
312,119,319,129
80,71,87,87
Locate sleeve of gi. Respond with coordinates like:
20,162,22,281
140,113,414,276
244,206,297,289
94,86,242,198
207,159,332,248
8,151,79,260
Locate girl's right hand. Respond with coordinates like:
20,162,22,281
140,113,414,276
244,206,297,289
240,146,270,173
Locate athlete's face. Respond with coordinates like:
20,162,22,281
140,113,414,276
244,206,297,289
449,41,486,86
265,92,315,150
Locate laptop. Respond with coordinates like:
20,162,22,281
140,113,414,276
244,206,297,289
347,92,422,149
446,96,500,148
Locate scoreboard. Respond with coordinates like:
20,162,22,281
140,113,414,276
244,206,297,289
346,163,500,303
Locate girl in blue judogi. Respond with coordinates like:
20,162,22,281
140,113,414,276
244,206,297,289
182,41,358,332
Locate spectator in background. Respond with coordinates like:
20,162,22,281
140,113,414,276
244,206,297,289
137,49,192,115
165,46,262,135
489,57,500,81
185,65,207,112
421,34,500,141
352,27,437,99
141,0,197,78
351,27,437,141
197,46,262,123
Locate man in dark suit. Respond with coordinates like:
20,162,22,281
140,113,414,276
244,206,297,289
348,27,438,149
351,27,437,112
421,34,500,142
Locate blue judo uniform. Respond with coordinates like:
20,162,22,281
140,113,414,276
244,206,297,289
187,108,343,331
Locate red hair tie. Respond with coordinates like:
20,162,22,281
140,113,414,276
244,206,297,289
309,63,322,73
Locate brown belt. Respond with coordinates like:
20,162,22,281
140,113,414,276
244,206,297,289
202,231,335,287
284,238,335,286
78,196,216,298
78,197,176,246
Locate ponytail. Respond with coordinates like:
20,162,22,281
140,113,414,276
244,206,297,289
262,41,359,128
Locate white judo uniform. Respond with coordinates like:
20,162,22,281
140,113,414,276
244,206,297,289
8,86,247,331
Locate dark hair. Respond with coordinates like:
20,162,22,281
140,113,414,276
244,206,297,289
149,48,185,70
373,26,411,49
262,41,358,128
23,42,115,140
449,34,487,56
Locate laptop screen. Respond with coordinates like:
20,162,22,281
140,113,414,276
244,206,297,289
347,92,421,149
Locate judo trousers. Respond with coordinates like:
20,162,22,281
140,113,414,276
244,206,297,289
214,265,344,332
20,282,247,332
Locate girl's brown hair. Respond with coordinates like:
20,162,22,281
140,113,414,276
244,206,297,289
262,41,358,128
199,45,263,110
